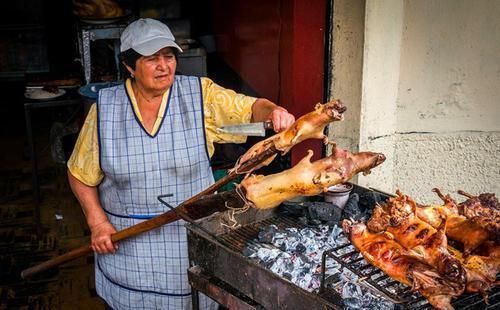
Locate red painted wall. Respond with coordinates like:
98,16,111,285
211,0,326,164
210,0,281,102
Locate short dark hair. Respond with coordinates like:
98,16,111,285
119,49,142,79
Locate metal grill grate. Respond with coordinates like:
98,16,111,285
215,214,499,309
320,232,500,309
217,215,303,252
319,236,425,306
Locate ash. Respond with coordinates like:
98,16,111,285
243,222,394,309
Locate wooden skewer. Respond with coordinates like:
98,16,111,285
21,147,277,279
21,100,347,278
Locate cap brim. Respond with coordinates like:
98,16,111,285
132,37,183,56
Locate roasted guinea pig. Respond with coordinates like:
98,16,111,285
238,147,385,209
448,246,500,298
458,191,500,241
343,220,462,310
366,191,467,290
416,189,491,255
235,99,346,173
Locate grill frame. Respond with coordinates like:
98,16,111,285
186,185,499,309
186,208,342,309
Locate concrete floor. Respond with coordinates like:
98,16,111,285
0,116,104,308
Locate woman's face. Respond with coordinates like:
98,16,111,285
130,47,177,93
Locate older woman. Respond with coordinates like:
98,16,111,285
67,18,294,309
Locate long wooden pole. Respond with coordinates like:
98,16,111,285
21,99,346,278
21,147,276,279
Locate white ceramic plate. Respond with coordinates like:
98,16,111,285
80,16,123,25
25,88,66,100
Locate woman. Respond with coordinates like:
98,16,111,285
67,18,295,309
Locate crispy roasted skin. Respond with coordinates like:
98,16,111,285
416,189,499,299
367,191,467,291
234,100,346,173
343,221,461,310
239,147,385,209
478,241,500,259
458,191,500,241
417,189,491,255
448,246,500,297
417,206,490,255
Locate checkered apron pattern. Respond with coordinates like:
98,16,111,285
96,76,216,309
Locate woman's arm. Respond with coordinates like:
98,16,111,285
68,171,117,254
251,98,295,132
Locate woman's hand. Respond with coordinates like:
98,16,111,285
269,106,295,133
90,220,118,254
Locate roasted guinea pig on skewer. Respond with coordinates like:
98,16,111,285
366,191,467,291
458,190,500,241
447,246,500,298
343,221,462,310
237,146,385,210
234,99,346,173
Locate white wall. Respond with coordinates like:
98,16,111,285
328,0,365,154
398,0,500,133
330,0,500,202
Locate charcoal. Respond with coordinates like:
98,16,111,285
318,225,330,234
298,216,309,226
298,253,312,264
245,223,394,308
276,230,300,251
344,297,362,309
342,193,361,221
307,202,343,222
342,193,373,222
342,191,389,222
326,220,338,226
358,191,386,209
342,282,363,308
325,273,342,286
279,201,307,216
327,225,346,247
309,219,322,225
256,247,281,263
295,243,306,253
281,201,343,225
300,228,317,239
362,294,394,310
258,224,279,243
242,246,256,257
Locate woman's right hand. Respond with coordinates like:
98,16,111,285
90,220,118,254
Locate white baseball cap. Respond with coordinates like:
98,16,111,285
120,18,183,55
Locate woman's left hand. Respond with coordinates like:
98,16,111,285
269,107,295,132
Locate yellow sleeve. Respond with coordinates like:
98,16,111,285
201,77,256,158
66,104,104,186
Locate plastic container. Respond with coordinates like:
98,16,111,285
324,183,353,209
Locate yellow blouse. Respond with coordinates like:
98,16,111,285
67,77,256,186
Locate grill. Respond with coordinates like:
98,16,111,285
321,238,500,309
186,185,499,309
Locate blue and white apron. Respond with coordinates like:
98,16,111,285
96,76,216,309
